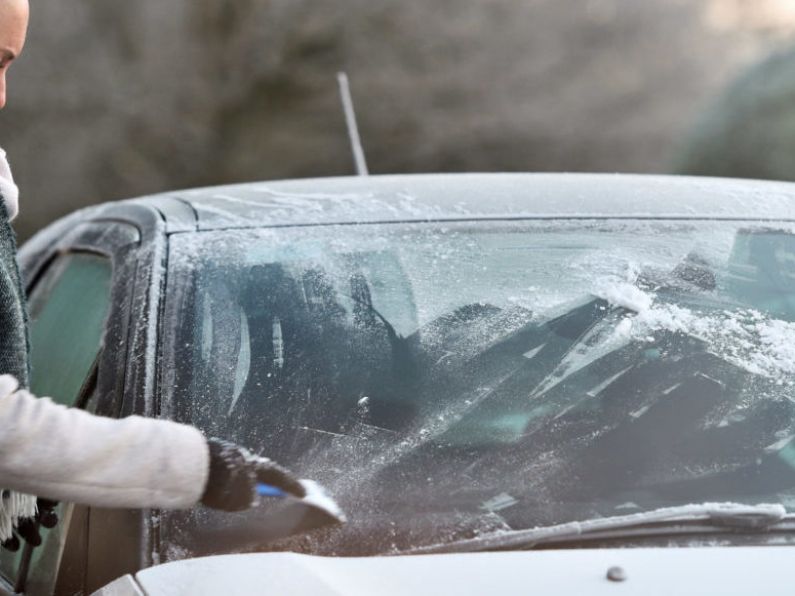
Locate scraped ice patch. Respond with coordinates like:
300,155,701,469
532,310,637,397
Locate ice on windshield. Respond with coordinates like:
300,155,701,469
159,219,795,558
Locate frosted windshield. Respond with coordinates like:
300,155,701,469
160,219,795,557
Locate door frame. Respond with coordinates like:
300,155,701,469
5,204,168,594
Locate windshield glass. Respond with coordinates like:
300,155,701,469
160,219,795,558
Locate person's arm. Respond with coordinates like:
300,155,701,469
0,375,208,507
0,375,304,509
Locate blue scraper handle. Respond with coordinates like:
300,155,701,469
256,483,287,498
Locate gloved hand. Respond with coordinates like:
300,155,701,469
200,438,306,512
1,498,58,552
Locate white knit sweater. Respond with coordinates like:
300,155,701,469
0,375,210,540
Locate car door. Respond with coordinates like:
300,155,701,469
0,220,141,596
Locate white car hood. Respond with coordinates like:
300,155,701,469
105,546,793,595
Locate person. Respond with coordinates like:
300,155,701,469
0,0,305,550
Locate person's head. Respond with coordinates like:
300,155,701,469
0,0,28,109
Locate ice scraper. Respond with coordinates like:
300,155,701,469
256,478,346,530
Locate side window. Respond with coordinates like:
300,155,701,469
0,252,112,594
27,252,112,405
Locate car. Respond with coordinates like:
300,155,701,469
4,172,795,594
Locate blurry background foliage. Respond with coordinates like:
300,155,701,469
3,0,795,240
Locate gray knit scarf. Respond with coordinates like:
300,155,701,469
0,195,36,541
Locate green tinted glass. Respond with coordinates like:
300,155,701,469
28,253,112,405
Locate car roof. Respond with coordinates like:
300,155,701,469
148,173,795,231
45,173,795,238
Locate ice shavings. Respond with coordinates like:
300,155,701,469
597,283,795,381
641,309,795,379
596,282,653,313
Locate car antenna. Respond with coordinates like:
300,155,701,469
337,72,369,176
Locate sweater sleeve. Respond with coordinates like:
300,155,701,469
0,375,210,509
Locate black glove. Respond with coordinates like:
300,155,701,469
200,438,306,512
1,498,59,552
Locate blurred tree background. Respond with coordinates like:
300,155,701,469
2,0,795,239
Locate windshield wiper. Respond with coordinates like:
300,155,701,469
408,502,793,554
